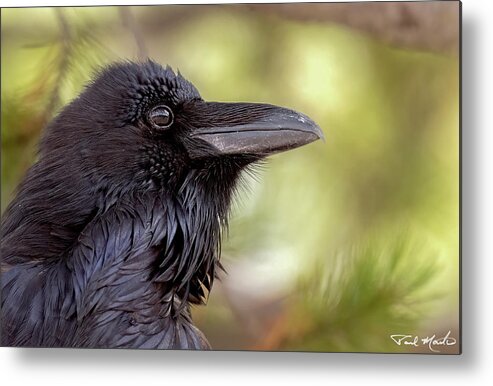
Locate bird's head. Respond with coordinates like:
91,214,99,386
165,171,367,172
40,60,323,204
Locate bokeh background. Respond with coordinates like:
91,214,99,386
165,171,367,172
1,2,459,353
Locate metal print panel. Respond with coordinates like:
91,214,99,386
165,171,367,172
0,1,460,353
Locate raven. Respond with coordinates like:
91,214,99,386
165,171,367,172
1,60,322,349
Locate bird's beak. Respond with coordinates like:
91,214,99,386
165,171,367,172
189,102,324,156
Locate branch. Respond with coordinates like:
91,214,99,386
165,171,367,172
248,2,459,55
45,8,72,119
119,7,148,61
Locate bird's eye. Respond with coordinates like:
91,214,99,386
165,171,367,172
148,105,174,130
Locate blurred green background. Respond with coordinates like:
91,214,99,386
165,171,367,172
1,3,459,353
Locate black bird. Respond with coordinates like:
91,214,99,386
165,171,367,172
1,60,322,349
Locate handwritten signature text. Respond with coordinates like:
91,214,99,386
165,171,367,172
390,331,457,353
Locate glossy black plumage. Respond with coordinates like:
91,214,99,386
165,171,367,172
1,60,322,349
